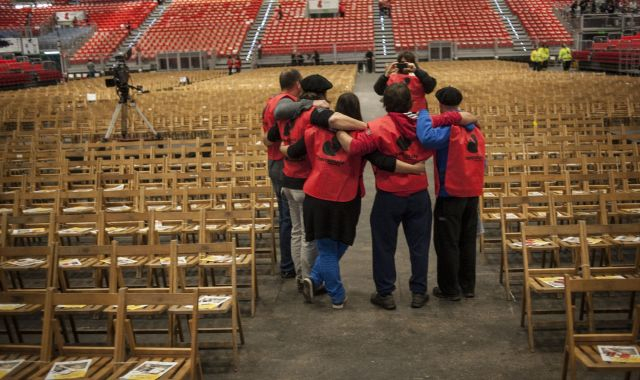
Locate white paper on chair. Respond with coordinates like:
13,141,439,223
159,256,187,265
561,236,580,244
120,360,177,379
104,184,125,191
597,345,640,363
45,359,91,379
106,205,132,213
0,359,24,379
538,276,565,288
22,208,52,215
6,258,45,267
613,235,640,243
11,228,46,235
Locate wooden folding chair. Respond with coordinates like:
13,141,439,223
562,277,640,380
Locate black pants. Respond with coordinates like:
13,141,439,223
370,190,432,296
433,196,479,296
562,60,571,71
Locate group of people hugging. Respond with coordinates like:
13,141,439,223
261,52,486,310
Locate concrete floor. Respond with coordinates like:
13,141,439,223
209,72,617,380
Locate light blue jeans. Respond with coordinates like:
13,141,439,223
310,238,348,305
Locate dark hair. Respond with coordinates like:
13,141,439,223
397,51,416,64
382,83,412,113
300,91,326,101
335,92,362,121
279,69,302,90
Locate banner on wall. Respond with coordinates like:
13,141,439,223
21,38,40,55
55,11,86,25
307,0,339,15
0,38,22,54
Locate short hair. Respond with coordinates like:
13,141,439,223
397,51,416,64
279,69,302,90
382,83,412,113
299,91,326,101
335,92,362,121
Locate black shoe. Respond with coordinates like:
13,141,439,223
280,270,296,279
411,293,430,308
302,278,314,303
432,287,461,301
370,292,396,310
463,291,475,298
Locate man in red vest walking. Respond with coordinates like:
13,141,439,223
416,86,486,301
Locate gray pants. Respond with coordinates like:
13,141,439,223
282,187,317,280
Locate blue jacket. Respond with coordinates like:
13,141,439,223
416,109,477,197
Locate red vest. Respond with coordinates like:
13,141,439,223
436,125,485,197
387,73,427,113
368,115,432,196
280,107,312,179
262,93,296,161
303,128,365,202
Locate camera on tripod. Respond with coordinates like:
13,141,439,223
102,51,159,141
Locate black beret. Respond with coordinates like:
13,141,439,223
301,74,333,93
435,86,463,107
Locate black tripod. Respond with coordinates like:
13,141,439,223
104,85,160,140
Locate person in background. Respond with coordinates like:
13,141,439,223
374,51,437,113
339,0,346,17
558,44,573,71
257,39,263,60
227,55,233,75
313,50,320,65
87,60,96,78
234,55,242,74
540,44,550,70
365,51,374,73
276,4,283,19
415,86,485,302
530,46,541,71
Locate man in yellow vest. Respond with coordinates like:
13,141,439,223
558,44,573,71
538,44,550,70
530,48,541,71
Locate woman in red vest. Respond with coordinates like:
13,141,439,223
282,93,425,309
226,56,233,75
416,86,486,301
373,51,436,113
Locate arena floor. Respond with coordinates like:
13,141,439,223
211,69,617,380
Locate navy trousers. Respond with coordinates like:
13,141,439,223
370,189,432,296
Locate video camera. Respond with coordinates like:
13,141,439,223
105,52,145,103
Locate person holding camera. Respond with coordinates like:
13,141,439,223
373,51,437,113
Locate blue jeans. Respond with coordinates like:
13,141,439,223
269,160,293,273
370,190,432,295
310,238,348,304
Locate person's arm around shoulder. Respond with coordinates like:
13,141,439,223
431,111,477,127
310,108,366,131
416,109,452,150
365,151,425,174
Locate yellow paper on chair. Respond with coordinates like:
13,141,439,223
0,359,24,379
0,304,25,311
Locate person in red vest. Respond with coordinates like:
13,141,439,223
234,55,242,73
338,1,346,17
282,92,426,308
373,51,436,113
335,83,476,310
226,55,233,75
416,86,486,301
261,69,302,279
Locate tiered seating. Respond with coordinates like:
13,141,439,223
0,58,62,89
69,1,157,63
261,0,373,55
504,0,572,45
574,33,640,68
134,0,261,59
391,0,512,49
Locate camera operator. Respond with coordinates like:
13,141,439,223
373,51,437,113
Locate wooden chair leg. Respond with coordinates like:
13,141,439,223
3,316,15,343
561,347,569,380
68,315,80,343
